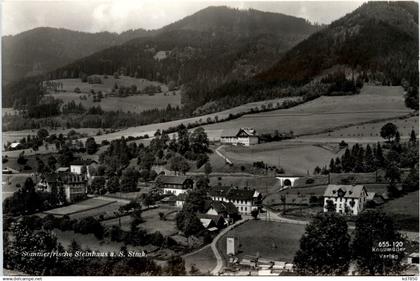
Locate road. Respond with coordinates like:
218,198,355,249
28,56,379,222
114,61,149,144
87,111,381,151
210,218,248,275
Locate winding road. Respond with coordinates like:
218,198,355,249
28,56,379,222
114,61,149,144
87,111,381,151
210,218,248,275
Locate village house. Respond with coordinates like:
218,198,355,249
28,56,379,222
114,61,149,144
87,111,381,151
39,173,88,203
323,184,368,215
156,175,194,196
220,128,259,146
205,200,240,222
209,186,262,215
69,159,98,179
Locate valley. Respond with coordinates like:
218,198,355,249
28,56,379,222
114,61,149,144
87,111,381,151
2,1,419,277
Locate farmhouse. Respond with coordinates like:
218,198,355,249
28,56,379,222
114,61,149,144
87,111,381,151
206,201,240,222
156,175,194,196
197,214,226,230
323,184,368,215
209,186,262,215
221,128,259,146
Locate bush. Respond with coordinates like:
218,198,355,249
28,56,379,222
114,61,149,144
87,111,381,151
305,178,315,184
73,216,104,240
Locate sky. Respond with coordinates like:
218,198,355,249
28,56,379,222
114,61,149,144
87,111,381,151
2,0,365,36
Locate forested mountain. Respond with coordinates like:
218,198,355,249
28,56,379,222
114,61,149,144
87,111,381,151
257,1,419,86
41,7,319,109
2,27,152,84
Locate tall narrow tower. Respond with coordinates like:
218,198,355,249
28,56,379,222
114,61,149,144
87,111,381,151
226,236,239,255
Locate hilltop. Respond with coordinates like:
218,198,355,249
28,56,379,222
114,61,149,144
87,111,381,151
2,27,152,84
257,1,418,86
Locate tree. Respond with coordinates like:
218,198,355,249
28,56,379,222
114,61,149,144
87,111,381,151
325,200,336,212
402,167,419,192
166,256,186,276
58,146,74,167
106,176,120,193
251,209,259,219
294,212,350,275
204,162,212,176
169,155,190,175
409,129,417,144
380,123,398,143
352,210,406,275
90,176,106,195
329,158,336,173
120,167,139,192
47,156,57,170
189,127,209,154
375,143,385,168
385,162,401,184
341,148,352,172
405,86,419,110
364,144,376,172
85,137,98,155
395,131,400,143
37,128,49,140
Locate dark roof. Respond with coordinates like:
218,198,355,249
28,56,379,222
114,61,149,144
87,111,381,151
221,128,257,138
197,214,225,227
209,186,231,197
70,159,86,166
324,185,367,199
226,188,255,201
209,186,256,201
157,175,191,185
211,201,238,215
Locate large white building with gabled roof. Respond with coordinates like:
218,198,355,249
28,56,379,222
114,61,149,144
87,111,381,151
220,128,259,146
323,184,368,215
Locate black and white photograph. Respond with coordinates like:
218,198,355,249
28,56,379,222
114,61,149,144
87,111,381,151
1,0,419,277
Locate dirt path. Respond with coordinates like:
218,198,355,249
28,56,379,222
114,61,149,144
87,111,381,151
215,145,232,165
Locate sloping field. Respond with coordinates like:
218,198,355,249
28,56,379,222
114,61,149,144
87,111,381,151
296,115,418,144
45,75,181,113
46,91,181,113
79,96,300,143
220,142,344,175
216,220,306,262
203,86,411,138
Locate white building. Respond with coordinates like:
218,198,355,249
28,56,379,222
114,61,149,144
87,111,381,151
220,128,259,146
156,175,194,196
209,186,262,215
70,161,85,174
323,185,368,215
